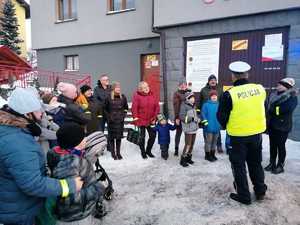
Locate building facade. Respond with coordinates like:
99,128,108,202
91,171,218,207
154,0,300,140
0,0,30,58
31,0,160,100
31,0,300,140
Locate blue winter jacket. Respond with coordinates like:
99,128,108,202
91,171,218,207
201,100,221,134
153,123,176,145
0,110,76,225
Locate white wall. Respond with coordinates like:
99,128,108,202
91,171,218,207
31,0,158,49
154,0,300,27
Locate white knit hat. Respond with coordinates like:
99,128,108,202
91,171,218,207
279,78,295,89
8,88,42,114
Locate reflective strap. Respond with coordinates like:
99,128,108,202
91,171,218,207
276,106,280,116
60,179,69,198
124,110,128,112
196,109,201,112
85,111,91,114
97,115,103,118
202,120,208,126
185,116,188,123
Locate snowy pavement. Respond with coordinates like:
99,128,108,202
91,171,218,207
96,131,300,225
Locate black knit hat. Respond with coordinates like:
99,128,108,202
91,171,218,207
80,85,92,94
56,122,85,149
208,74,217,82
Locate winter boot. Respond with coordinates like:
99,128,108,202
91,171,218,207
116,149,123,160
186,153,194,165
272,163,284,174
180,155,189,167
146,150,155,158
205,152,210,161
229,193,251,205
264,162,275,172
140,147,148,159
211,150,218,162
110,145,117,160
174,147,179,156
217,145,224,154
161,151,168,160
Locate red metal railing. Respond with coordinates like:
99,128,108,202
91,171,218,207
0,65,91,90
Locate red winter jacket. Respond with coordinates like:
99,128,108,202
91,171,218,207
131,90,160,127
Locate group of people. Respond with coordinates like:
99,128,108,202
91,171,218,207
0,60,298,224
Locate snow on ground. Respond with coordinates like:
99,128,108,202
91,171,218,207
95,131,300,225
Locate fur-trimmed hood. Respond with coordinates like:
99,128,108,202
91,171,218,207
0,110,28,129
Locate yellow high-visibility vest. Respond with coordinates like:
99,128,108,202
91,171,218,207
227,83,266,136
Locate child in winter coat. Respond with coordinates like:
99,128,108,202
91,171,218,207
201,90,221,162
153,114,176,160
47,123,106,224
179,92,201,167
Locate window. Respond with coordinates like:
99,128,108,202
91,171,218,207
57,0,77,21
65,55,79,71
108,0,135,12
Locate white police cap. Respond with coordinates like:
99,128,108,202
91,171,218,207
229,61,251,73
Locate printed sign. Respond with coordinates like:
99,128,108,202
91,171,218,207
232,40,248,51
262,33,284,62
186,38,220,92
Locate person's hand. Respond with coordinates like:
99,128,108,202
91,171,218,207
175,119,180,125
74,177,83,192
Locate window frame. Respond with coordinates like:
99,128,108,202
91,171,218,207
107,0,135,14
64,55,79,72
56,0,78,23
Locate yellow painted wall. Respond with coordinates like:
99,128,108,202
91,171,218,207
12,0,27,58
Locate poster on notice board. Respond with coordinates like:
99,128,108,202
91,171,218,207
262,33,284,62
186,38,220,92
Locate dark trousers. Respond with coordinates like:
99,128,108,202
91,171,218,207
139,126,156,154
203,129,222,148
108,138,122,155
160,144,169,158
269,128,289,165
229,134,267,201
99,116,108,132
175,125,182,149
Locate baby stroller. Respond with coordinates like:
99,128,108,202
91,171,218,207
85,132,114,218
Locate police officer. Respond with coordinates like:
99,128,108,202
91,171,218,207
217,61,268,205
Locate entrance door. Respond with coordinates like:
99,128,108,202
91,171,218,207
141,54,160,102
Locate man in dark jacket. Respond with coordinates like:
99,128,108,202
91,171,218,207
217,61,267,205
173,78,191,156
94,74,112,132
199,74,224,153
265,78,298,174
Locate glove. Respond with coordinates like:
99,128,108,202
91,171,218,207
104,185,114,201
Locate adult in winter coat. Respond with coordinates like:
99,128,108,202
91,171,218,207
199,74,224,153
265,78,298,174
94,74,112,132
104,82,128,160
76,85,103,135
47,123,106,223
217,61,267,205
179,92,201,167
132,81,160,159
57,82,91,126
0,88,82,225
201,90,221,162
173,77,191,156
